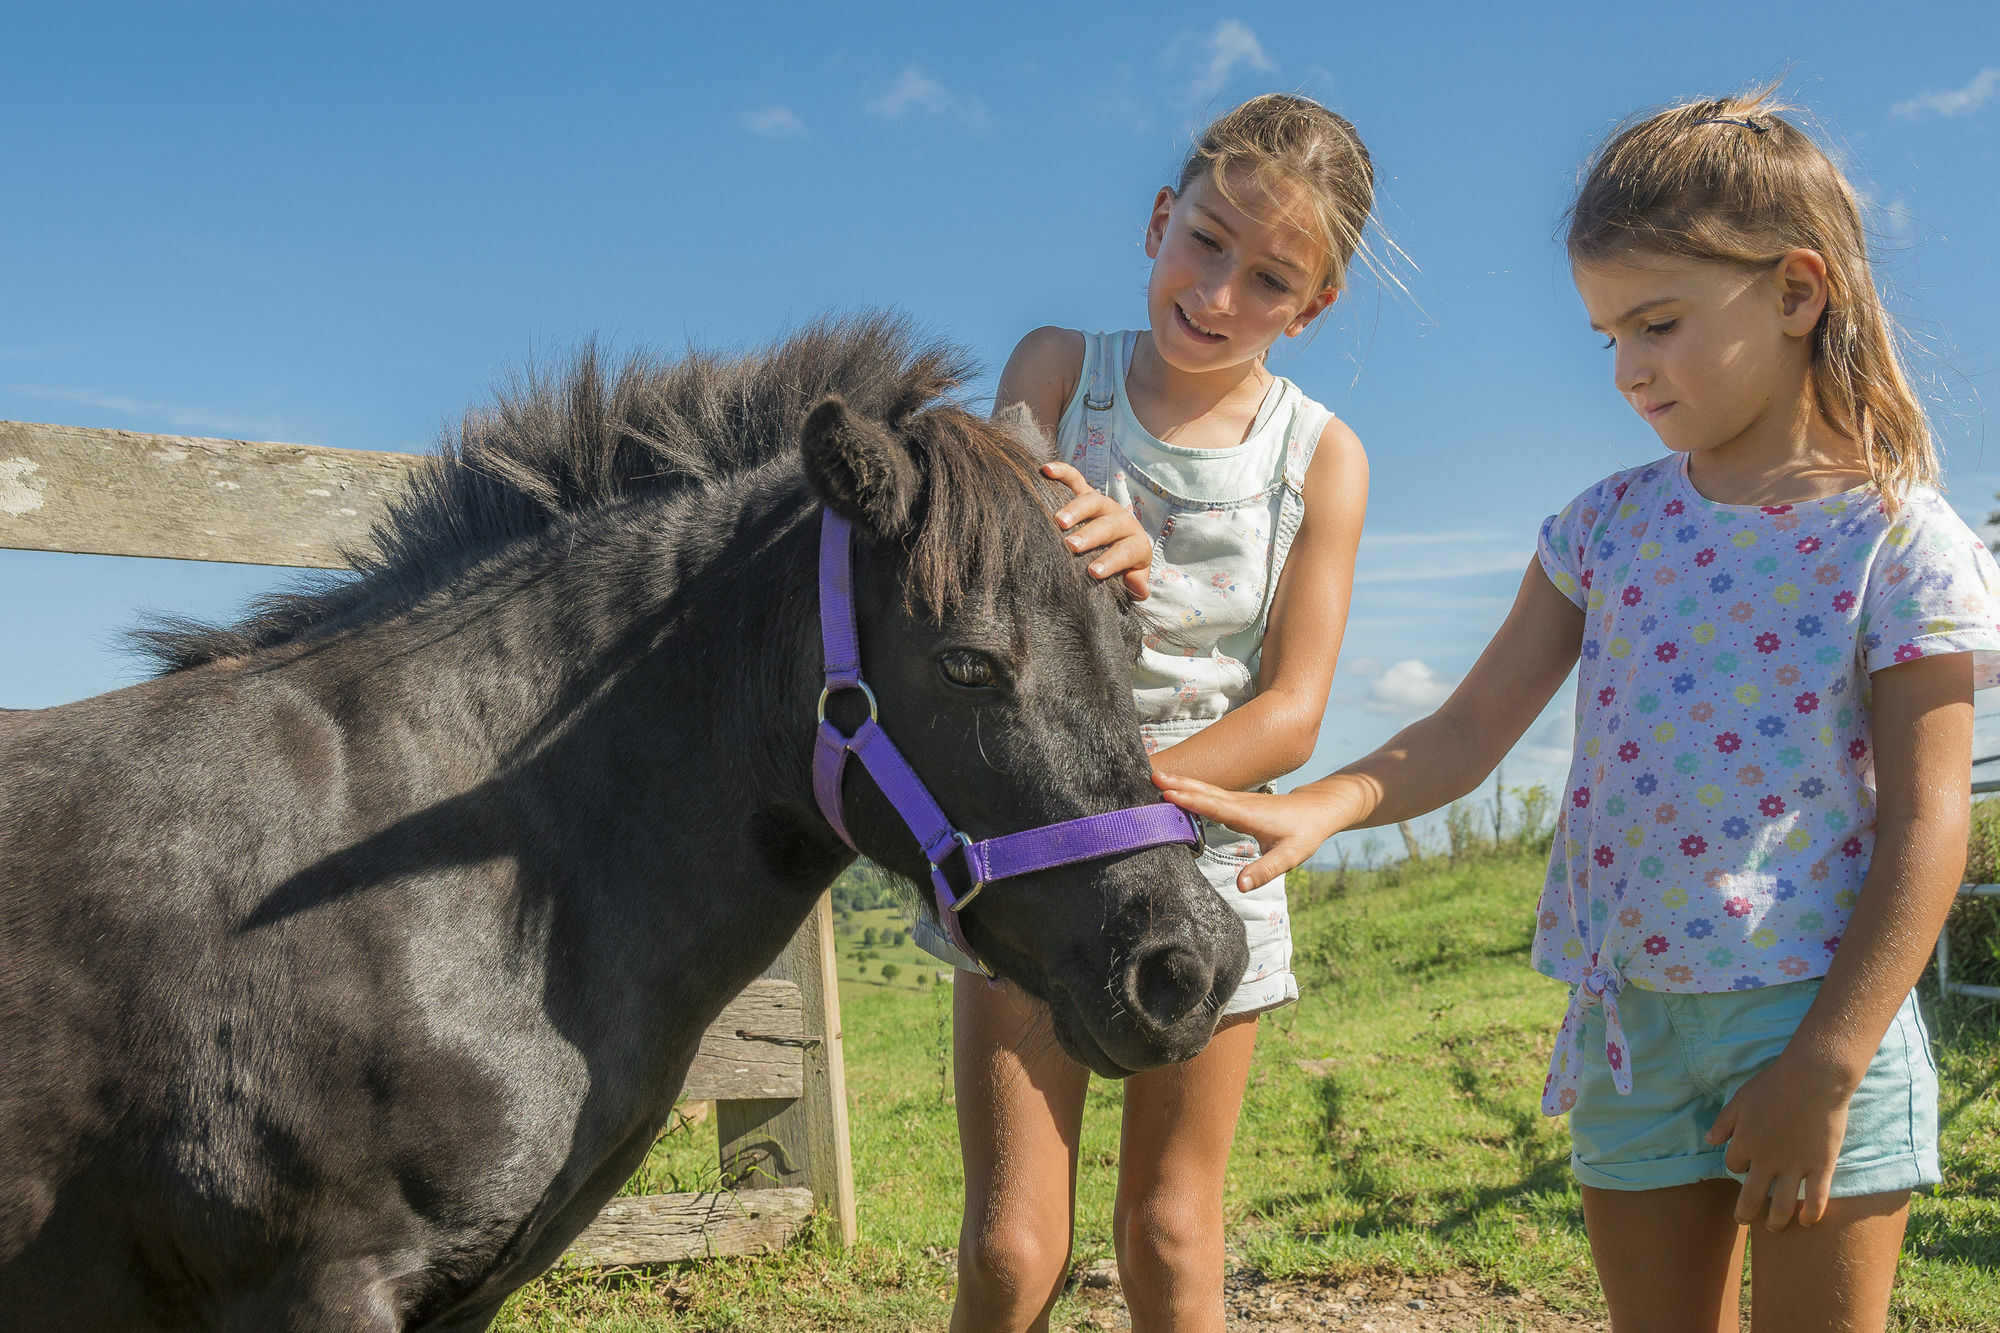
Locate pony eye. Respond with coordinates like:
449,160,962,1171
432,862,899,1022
938,649,999,690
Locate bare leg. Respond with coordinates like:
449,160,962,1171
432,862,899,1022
950,975,1091,1333
1112,1011,1260,1333
1748,1190,1910,1332
1582,1180,1746,1333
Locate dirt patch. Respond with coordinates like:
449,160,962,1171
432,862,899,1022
1057,1259,1601,1332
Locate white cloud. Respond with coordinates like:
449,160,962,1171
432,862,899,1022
1340,654,1383,678
867,66,948,117
1950,487,2000,548
866,64,991,130
1091,62,1154,134
1179,20,1275,103
1353,530,1534,585
1850,181,1922,242
1364,658,1458,715
1516,700,1578,773
1876,194,1918,239
4,384,287,440
1892,67,1999,120
740,104,807,141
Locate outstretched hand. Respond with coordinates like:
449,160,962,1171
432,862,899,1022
1042,461,1151,600
1151,772,1348,892
1705,1052,1853,1230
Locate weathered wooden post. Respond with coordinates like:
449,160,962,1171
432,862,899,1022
716,893,857,1244
0,418,857,1262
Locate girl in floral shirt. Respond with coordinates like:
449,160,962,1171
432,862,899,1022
1157,88,2000,1330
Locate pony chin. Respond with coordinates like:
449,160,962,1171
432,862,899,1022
1046,984,1218,1079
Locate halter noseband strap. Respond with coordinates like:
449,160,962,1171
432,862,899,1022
811,509,1203,975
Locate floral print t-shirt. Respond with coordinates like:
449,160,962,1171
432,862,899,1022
1534,454,2000,1115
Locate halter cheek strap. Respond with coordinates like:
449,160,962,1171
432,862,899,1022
811,510,1203,976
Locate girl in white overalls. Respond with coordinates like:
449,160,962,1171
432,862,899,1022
917,95,1376,1333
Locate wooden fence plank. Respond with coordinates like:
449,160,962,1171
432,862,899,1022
565,1188,814,1266
717,894,856,1246
680,978,805,1102
0,420,422,567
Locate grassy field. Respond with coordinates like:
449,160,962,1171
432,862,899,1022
831,906,950,1007
496,848,2000,1331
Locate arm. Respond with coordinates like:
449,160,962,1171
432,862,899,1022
1146,416,1368,790
991,326,1154,599
1156,556,1584,890
1706,651,1972,1230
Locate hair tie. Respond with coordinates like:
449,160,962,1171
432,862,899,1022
1693,116,1769,133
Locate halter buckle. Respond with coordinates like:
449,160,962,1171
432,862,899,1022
939,830,985,912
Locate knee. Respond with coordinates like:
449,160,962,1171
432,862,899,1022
958,1218,1071,1310
1113,1198,1214,1284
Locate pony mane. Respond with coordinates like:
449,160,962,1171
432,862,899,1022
133,314,1067,675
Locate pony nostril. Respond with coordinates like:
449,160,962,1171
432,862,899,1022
1127,944,1210,1032
1211,960,1238,1013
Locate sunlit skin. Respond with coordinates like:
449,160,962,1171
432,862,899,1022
949,167,1370,1333
1148,248,1970,1330
1133,168,1337,438
1577,249,1869,505
1040,167,1340,599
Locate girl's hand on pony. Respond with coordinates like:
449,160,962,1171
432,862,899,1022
1705,1050,1853,1231
1151,773,1349,892
1042,461,1152,599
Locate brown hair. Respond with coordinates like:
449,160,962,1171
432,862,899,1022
1566,87,1937,506
1177,92,1376,293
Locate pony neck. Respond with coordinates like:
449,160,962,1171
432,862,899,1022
277,472,842,1006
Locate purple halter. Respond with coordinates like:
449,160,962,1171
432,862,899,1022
811,509,1203,975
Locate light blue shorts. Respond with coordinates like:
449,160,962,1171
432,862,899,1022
1569,978,1941,1197
911,818,1297,1017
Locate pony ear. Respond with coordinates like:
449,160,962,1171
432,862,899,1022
800,396,921,537
992,401,1056,464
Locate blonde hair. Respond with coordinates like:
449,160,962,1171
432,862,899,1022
1177,93,1375,293
1566,87,1937,507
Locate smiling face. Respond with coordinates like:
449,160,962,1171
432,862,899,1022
1573,249,1826,462
1142,168,1337,374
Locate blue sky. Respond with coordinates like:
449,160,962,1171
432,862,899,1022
4,3,1996,860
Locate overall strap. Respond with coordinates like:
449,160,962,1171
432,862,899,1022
1075,331,1121,490
1252,396,1331,628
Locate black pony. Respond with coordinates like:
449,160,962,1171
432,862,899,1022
0,318,1246,1331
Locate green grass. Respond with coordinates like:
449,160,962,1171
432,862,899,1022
1227,854,1595,1302
496,849,2000,1331
832,906,947,1006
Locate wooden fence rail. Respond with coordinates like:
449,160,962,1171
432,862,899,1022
0,417,856,1263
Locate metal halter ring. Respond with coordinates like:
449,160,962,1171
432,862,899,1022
940,831,984,912
815,680,879,728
